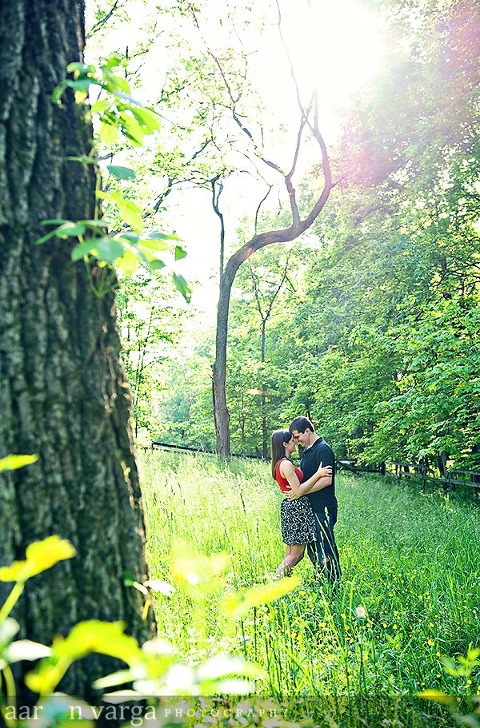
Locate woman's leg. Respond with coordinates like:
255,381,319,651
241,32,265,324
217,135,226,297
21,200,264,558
274,545,305,579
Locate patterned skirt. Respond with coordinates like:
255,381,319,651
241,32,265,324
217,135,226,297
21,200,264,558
280,497,316,545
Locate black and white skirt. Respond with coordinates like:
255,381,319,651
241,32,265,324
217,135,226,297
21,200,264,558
280,497,316,545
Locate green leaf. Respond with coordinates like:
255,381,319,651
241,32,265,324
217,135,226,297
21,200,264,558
123,571,135,587
95,237,126,262
0,454,39,472
115,250,140,276
143,231,178,241
79,219,109,230
221,576,301,618
417,689,455,705
66,62,93,76
132,106,161,133
174,245,188,261
104,55,124,70
148,260,166,271
172,272,191,303
140,238,170,253
97,191,143,231
71,240,98,262
99,119,119,145
51,82,67,104
117,205,143,231
27,621,142,694
41,218,69,226
103,73,131,95
107,165,136,180
54,222,87,239
117,232,139,244
36,229,65,245
0,536,76,583
90,98,110,114
119,112,147,146
67,78,92,92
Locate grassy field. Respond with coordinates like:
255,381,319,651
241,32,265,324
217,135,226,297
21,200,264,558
138,448,480,726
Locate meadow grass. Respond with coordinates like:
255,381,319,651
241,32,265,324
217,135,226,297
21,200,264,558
138,449,480,726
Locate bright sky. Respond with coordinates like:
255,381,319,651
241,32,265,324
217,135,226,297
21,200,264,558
172,0,387,312
275,0,386,140
86,0,387,314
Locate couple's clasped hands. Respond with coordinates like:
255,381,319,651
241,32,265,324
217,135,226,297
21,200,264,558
284,462,333,500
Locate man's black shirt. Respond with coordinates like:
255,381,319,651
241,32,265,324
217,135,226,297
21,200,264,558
300,437,338,513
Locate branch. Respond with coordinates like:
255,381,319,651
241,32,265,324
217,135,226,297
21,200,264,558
254,184,274,235
87,0,124,38
274,0,305,115
246,249,291,323
211,177,225,274
152,138,212,212
284,114,308,227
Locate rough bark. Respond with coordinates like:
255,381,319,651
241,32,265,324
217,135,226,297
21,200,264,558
0,0,154,697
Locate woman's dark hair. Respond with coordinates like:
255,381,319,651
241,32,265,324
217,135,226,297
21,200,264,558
271,429,292,478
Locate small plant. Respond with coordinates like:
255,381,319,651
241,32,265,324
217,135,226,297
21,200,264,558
418,646,480,727
0,535,291,727
1,455,299,726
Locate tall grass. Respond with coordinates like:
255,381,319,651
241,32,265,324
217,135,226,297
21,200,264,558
138,449,480,725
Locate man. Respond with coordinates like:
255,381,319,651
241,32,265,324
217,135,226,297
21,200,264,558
288,416,341,587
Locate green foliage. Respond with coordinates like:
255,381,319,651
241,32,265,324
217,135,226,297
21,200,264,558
0,535,292,726
86,0,479,468
41,56,191,301
0,461,294,727
140,448,480,724
418,646,480,726
116,270,190,441
53,59,160,146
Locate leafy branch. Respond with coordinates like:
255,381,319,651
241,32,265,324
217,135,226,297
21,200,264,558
39,57,191,301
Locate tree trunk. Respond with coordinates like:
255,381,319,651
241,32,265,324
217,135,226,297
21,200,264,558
261,319,267,459
212,176,332,455
0,0,154,697
212,273,232,457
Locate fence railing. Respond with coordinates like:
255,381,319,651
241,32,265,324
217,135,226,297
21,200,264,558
336,460,386,475
150,440,265,460
148,443,480,497
384,461,480,496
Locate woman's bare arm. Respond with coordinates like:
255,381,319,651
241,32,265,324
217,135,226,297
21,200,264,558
284,463,332,500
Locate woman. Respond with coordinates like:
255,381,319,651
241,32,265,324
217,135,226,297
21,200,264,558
271,429,332,580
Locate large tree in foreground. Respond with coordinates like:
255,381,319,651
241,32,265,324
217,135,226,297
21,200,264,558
0,0,154,695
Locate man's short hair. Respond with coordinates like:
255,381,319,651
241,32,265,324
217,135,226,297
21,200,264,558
289,416,315,433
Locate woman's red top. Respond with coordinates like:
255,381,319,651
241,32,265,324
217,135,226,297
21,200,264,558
275,458,304,494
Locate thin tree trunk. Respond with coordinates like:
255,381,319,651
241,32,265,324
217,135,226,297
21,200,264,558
213,173,332,455
261,319,267,459
212,274,232,457
211,84,333,456
0,0,154,697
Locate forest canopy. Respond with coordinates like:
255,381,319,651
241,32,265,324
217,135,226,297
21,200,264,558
88,0,479,470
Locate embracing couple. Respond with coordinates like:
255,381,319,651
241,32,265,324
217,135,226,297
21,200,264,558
271,416,341,587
